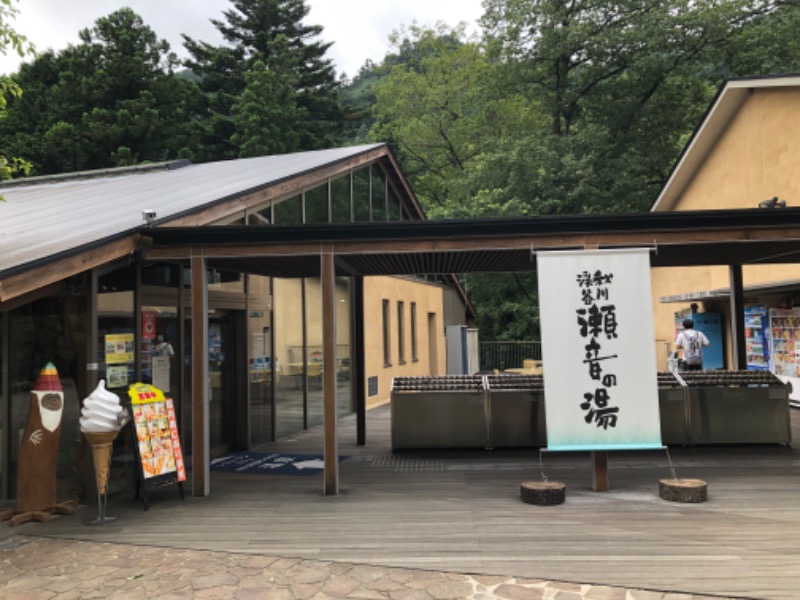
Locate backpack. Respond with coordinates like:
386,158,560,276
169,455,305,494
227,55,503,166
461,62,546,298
683,330,702,365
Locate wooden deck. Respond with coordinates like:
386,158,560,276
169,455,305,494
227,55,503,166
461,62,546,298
21,404,800,599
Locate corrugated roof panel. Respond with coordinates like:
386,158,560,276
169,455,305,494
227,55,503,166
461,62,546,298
0,144,385,275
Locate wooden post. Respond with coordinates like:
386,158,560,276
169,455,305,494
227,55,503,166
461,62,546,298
321,247,339,495
191,253,210,497
354,276,366,446
592,451,609,491
729,264,745,370
0,314,7,501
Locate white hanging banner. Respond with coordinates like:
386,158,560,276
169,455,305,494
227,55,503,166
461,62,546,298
537,248,662,450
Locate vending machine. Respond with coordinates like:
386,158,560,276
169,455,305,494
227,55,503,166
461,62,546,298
744,305,769,370
768,307,800,406
691,311,724,370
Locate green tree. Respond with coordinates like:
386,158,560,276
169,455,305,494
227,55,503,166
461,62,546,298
0,8,205,174
477,0,787,214
184,0,341,158
231,42,306,156
367,2,799,340
370,23,542,218
0,0,33,189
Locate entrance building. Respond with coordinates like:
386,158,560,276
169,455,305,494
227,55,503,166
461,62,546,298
0,144,471,501
5,116,800,501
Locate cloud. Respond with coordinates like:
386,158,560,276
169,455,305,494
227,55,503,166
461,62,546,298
0,0,484,77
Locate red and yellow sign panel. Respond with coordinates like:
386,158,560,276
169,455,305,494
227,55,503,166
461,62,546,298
129,383,186,482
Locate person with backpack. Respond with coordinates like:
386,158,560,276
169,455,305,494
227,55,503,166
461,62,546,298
675,318,710,371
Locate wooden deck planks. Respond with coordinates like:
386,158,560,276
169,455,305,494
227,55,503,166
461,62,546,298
19,404,800,599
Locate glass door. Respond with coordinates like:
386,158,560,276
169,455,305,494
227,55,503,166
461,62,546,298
209,311,237,452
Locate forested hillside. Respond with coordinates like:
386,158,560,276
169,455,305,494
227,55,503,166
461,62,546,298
1,0,798,338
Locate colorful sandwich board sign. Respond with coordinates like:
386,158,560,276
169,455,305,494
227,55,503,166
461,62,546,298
128,383,185,509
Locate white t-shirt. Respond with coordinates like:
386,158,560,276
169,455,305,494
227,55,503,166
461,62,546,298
675,329,710,366
155,341,175,357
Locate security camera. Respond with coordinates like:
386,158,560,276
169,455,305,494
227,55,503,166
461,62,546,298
142,209,157,226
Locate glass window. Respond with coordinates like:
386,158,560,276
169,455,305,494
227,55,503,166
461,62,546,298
304,184,329,224
98,273,135,395
397,301,405,364
250,204,272,225
305,278,324,430
9,293,86,501
411,302,418,361
248,275,273,445
353,167,371,222
382,299,391,366
372,168,387,222
273,194,302,225
331,174,351,223
274,278,306,440
208,270,244,293
387,185,401,221
335,277,354,416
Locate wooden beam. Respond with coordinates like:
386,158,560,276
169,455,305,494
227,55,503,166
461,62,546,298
0,236,139,303
321,246,338,495
144,227,800,263
191,253,210,497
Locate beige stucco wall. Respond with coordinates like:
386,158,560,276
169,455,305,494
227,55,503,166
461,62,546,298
651,88,800,364
363,276,447,407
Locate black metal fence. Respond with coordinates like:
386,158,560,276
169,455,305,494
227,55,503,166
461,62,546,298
479,341,542,372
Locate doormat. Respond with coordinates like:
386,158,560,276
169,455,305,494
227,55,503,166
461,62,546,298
210,452,349,476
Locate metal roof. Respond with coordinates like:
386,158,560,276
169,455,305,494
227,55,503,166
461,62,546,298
0,144,386,277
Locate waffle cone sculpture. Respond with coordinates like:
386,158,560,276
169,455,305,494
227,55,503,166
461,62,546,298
80,380,125,495
83,431,119,494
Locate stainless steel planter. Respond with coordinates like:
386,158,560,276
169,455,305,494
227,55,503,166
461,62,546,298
680,371,791,445
390,371,791,450
486,375,546,448
391,376,488,449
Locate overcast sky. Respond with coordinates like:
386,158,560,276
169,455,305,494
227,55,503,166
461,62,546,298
0,0,485,78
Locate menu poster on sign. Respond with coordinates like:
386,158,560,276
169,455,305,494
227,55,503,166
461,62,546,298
129,383,186,485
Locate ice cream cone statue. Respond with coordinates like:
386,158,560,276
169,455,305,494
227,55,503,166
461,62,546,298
79,379,128,525
0,363,77,526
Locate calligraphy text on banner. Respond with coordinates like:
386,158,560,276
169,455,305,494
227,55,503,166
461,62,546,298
537,249,662,451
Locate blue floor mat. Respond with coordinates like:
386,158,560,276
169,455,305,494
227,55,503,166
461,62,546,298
210,451,349,476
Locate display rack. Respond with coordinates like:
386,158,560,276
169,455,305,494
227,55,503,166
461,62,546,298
744,305,769,370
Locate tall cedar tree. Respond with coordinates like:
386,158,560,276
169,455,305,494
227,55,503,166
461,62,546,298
0,8,204,174
183,0,342,159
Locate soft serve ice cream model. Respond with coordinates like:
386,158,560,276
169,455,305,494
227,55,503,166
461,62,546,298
80,379,128,524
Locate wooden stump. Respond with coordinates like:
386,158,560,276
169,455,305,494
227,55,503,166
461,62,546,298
659,478,707,503
521,481,566,506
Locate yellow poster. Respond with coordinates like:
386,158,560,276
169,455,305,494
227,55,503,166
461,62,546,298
105,333,135,364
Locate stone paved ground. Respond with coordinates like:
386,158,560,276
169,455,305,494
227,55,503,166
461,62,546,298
0,535,736,600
